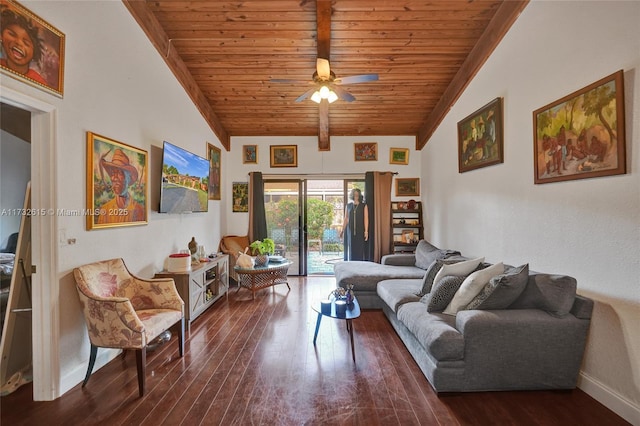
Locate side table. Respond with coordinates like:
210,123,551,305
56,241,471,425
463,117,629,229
311,297,361,362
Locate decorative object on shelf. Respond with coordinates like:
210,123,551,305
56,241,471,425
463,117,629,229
167,253,191,272
0,0,65,97
270,145,297,167
188,237,199,264
207,143,221,200
458,97,504,173
533,70,626,184
395,178,420,196
407,199,417,210
250,238,275,266
354,142,378,161
390,147,409,165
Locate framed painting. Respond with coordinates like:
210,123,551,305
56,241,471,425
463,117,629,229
354,142,377,161
401,230,415,244
243,145,258,164
270,145,297,167
390,148,409,165
232,182,249,212
86,132,147,230
395,178,419,197
458,97,504,173
0,0,65,97
533,70,626,184
207,143,221,200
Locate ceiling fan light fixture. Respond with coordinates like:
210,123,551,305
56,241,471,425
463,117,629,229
311,85,338,103
311,91,322,103
327,90,338,103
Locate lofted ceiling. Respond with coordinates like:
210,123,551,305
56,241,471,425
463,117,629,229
123,0,528,151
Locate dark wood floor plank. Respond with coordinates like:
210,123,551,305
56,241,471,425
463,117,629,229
0,277,630,426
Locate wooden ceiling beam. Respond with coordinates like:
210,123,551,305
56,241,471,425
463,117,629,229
122,0,230,150
416,1,529,150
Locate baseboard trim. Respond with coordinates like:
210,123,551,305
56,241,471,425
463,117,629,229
59,348,120,396
579,371,640,425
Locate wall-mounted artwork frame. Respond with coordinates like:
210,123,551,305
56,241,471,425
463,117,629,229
390,148,409,165
395,178,420,197
243,145,258,164
207,143,221,200
458,97,504,173
533,70,626,184
86,132,147,230
270,145,297,167
0,0,65,97
232,182,249,212
354,142,377,161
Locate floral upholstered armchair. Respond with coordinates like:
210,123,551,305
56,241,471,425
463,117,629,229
73,258,185,397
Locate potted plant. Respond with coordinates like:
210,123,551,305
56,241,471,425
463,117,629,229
249,238,275,266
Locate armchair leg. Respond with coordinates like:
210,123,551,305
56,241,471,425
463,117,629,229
82,344,98,387
177,318,185,357
136,347,146,397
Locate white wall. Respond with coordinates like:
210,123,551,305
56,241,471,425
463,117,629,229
1,1,224,395
0,131,30,246
225,135,421,236
421,1,639,423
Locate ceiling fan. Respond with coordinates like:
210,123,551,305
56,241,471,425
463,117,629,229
270,1,379,150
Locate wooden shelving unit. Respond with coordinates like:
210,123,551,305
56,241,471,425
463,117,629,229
391,201,423,253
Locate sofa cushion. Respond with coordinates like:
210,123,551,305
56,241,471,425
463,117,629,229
416,258,465,297
377,279,422,312
423,275,467,312
509,272,577,317
397,302,464,361
334,261,425,293
433,257,484,287
443,262,505,316
465,264,529,310
414,240,462,270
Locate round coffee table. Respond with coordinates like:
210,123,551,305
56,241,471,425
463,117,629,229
311,296,361,362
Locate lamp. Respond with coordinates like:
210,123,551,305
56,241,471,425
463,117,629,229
311,85,338,104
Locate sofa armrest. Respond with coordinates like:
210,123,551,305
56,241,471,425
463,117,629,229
381,254,416,266
571,295,594,319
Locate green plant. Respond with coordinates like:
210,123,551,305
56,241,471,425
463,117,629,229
249,238,275,255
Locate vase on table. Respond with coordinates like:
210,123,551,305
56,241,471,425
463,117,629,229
254,254,269,266
345,289,354,304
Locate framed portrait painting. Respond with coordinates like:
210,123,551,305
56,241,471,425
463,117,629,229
458,97,504,173
86,132,147,230
354,142,377,161
232,182,249,212
395,178,419,197
533,70,626,184
270,145,297,167
243,145,258,164
207,143,221,200
0,0,65,97
390,148,409,165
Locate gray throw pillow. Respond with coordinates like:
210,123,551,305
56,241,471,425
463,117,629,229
465,264,529,310
414,240,441,269
509,272,577,317
424,275,467,312
416,258,464,297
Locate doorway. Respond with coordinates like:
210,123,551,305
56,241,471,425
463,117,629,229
263,178,364,276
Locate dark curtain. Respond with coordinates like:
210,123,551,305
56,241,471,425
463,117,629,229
248,172,267,242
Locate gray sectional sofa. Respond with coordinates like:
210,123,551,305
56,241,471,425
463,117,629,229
333,241,593,393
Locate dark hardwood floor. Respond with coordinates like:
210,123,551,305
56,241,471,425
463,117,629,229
1,277,629,425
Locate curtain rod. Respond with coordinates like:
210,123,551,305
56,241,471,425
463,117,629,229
259,172,398,180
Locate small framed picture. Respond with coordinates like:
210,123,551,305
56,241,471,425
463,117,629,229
354,142,377,161
402,230,415,244
390,148,409,165
232,182,249,212
207,143,221,200
243,145,258,164
270,145,297,167
395,178,420,197
0,0,65,97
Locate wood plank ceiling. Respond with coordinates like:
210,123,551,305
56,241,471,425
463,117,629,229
124,1,528,151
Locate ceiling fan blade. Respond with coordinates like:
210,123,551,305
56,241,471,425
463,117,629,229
334,74,379,85
270,78,309,84
317,58,331,80
331,85,356,102
316,0,331,61
295,87,317,103
318,100,330,151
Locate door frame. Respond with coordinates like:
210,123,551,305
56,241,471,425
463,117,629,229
1,87,60,400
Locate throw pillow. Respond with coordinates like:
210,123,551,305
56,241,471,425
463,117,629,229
443,262,505,315
433,257,484,288
414,240,441,269
424,275,467,312
465,264,529,310
416,258,465,297
509,272,577,317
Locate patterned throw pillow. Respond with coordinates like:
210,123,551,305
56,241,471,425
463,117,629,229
424,275,467,312
465,264,529,310
443,262,505,316
416,258,464,297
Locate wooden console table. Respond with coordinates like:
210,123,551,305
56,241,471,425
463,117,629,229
234,260,292,299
